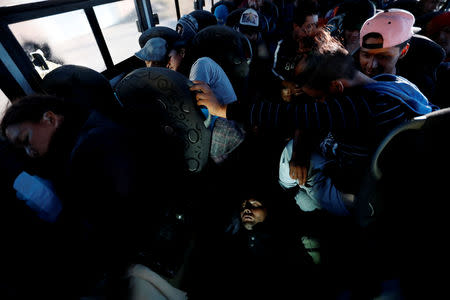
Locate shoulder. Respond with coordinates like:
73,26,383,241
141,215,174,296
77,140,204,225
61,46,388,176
194,56,217,66
74,112,132,153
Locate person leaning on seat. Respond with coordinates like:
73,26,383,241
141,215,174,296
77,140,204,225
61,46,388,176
0,94,186,296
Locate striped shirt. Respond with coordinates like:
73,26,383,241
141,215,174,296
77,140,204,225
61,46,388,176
227,84,429,191
228,86,416,136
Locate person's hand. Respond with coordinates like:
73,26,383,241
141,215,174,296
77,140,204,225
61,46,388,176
289,161,308,186
190,80,227,118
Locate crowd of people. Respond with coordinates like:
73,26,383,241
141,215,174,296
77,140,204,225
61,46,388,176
1,0,449,299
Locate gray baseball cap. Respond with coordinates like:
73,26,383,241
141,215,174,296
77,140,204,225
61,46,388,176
135,37,168,62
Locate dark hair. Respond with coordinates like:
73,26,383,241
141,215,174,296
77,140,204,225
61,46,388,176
293,0,319,27
1,95,66,136
304,52,356,91
295,28,356,91
362,32,411,50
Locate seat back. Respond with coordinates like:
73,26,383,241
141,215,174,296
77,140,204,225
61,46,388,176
41,64,121,119
396,34,446,98
354,107,450,297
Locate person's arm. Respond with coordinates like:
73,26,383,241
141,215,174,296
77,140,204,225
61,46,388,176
191,80,228,118
271,39,290,82
191,81,370,130
289,129,310,185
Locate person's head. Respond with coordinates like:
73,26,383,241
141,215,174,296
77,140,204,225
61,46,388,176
359,9,414,77
426,12,450,58
340,0,376,54
294,28,354,100
236,8,262,42
214,4,230,25
1,95,66,158
166,40,189,73
135,37,169,67
292,0,319,42
176,14,199,43
419,0,445,15
247,0,264,10
240,198,268,230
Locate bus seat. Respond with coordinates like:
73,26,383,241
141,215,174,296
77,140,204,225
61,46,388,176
396,34,446,99
138,26,180,49
114,67,211,174
354,107,450,298
356,107,450,227
41,64,121,119
191,25,252,99
188,9,218,31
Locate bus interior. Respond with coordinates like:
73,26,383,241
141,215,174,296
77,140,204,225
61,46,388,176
1,1,450,299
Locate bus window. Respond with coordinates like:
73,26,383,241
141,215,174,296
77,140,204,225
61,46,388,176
93,0,141,65
151,0,179,29
149,0,213,29
0,89,10,116
8,10,106,77
178,0,212,16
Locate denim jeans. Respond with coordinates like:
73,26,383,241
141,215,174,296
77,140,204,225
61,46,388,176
279,139,350,216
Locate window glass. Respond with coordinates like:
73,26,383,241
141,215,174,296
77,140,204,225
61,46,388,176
94,0,141,65
154,0,213,30
9,10,106,78
179,0,212,17
0,89,10,117
152,0,178,29
1,0,45,7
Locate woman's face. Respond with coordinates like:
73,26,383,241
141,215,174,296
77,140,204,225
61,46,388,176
5,112,61,158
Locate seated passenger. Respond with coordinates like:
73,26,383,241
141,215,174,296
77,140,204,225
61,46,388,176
135,37,168,67
425,11,450,107
213,3,231,25
176,14,199,44
240,0,279,34
0,95,186,294
189,179,317,299
233,8,273,103
326,0,376,55
425,11,450,61
272,0,319,102
191,28,437,216
358,8,445,100
166,40,246,164
358,9,416,77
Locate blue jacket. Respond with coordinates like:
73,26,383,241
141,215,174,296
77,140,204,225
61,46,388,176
368,74,439,115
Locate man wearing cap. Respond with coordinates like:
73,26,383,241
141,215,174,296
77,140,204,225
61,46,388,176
176,14,199,43
358,9,415,77
135,37,169,67
358,8,446,101
191,28,437,216
236,8,265,42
